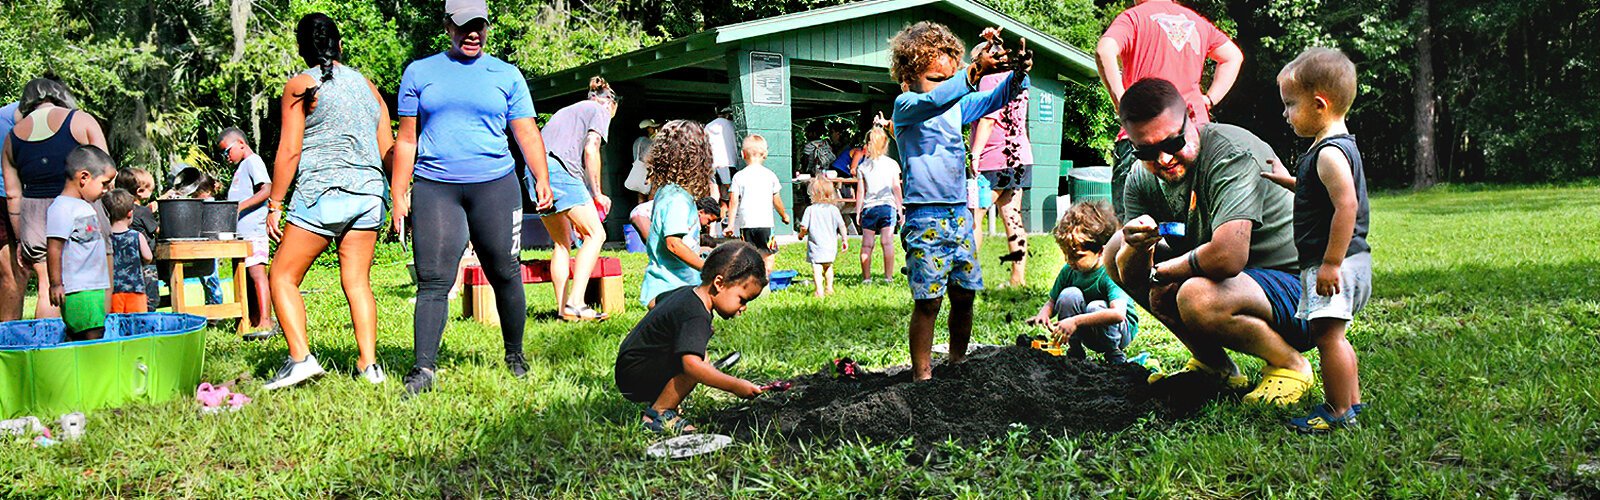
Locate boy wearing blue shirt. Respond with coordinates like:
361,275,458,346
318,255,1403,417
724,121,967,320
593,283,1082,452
888,22,1030,380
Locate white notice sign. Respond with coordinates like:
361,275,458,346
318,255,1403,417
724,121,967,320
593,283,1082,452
750,52,785,106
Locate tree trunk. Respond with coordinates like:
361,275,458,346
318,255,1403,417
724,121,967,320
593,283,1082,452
230,0,251,63
1411,0,1438,189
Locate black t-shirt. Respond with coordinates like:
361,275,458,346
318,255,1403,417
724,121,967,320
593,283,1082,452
130,204,158,242
616,286,714,370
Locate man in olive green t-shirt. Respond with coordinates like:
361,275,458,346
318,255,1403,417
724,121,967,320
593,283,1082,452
1102,78,1317,406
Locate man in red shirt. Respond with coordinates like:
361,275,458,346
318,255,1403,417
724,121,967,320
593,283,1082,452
1096,0,1243,220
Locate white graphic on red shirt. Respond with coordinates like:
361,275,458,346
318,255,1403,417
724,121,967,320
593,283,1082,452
1150,13,1203,56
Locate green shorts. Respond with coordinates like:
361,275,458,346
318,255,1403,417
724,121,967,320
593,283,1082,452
63,289,108,333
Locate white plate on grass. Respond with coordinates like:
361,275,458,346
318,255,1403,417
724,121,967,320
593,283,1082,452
646,433,733,459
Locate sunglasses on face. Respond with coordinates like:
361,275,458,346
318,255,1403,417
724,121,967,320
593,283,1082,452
1132,114,1189,162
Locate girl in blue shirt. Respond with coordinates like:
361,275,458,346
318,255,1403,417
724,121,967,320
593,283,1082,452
391,3,554,396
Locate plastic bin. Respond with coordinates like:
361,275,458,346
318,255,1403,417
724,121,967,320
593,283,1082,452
0,313,208,419
1067,166,1113,204
768,270,799,291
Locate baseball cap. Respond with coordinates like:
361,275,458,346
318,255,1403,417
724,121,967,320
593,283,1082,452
445,0,489,25
638,119,660,129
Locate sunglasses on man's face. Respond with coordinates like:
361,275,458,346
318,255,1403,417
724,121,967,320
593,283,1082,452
1132,114,1189,162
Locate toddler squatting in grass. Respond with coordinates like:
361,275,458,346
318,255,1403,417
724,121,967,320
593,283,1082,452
614,241,769,434
888,21,1030,380
1026,201,1140,363
45,145,116,340
1263,47,1373,433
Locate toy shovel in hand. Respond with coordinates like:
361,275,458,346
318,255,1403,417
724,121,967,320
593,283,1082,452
760,381,793,392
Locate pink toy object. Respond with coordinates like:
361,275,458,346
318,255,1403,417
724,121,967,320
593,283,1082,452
196,383,251,414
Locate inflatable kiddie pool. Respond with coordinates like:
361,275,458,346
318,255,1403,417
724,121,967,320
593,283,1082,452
0,313,207,419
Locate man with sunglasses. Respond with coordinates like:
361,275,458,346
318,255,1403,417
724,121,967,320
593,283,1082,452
1104,78,1316,406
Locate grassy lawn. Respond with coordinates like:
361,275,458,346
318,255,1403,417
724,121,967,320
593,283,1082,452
5,184,1600,497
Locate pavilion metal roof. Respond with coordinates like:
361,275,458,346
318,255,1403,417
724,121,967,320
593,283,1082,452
529,0,1098,100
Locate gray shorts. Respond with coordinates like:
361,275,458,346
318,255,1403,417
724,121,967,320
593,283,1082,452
1295,252,1373,321
16,196,110,265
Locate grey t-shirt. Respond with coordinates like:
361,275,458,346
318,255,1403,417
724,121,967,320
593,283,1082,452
1122,123,1298,272
228,154,271,238
540,100,613,181
800,203,846,264
46,196,109,293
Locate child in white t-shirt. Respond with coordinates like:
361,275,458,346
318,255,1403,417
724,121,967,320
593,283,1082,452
725,134,788,272
47,146,117,340
798,179,848,297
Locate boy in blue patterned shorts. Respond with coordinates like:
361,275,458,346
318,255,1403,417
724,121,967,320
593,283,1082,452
888,22,1030,380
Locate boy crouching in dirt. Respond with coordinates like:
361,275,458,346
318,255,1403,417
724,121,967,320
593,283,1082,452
615,242,769,434
1025,201,1139,363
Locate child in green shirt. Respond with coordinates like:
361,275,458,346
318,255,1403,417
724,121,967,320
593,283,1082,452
1026,201,1139,362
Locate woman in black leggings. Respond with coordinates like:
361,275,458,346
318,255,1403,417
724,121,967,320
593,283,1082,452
391,0,553,395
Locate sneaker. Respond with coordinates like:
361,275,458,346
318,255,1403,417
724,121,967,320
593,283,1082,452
1287,403,1359,434
57,412,86,441
403,367,435,396
357,363,387,384
1104,348,1127,364
506,352,529,378
263,354,327,391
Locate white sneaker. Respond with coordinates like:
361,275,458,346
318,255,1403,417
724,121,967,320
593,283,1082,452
357,363,387,384
263,354,326,390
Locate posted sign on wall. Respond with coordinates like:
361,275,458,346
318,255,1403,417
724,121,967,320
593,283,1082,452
750,51,785,106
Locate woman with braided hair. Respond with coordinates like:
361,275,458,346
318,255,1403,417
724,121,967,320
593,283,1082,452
261,12,396,390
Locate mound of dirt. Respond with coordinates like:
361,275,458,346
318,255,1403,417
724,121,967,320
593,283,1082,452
712,346,1228,445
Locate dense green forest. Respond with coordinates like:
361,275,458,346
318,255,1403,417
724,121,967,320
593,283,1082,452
1,0,1594,188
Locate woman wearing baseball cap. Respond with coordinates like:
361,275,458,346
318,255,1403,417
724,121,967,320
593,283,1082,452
391,0,553,395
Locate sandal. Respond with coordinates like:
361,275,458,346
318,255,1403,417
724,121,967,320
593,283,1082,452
1287,403,1360,434
1147,358,1250,390
1243,366,1314,406
641,407,696,434
561,304,609,322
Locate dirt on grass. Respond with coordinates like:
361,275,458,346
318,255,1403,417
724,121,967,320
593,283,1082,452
712,346,1229,446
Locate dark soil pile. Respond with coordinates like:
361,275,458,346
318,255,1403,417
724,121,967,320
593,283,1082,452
712,346,1228,445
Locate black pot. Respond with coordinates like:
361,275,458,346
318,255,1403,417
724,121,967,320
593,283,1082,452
156,199,203,240
201,201,239,239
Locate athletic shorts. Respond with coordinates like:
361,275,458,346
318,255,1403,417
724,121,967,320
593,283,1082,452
18,196,110,265
860,204,897,232
244,237,271,267
286,191,385,238
981,165,1031,191
110,291,148,314
615,355,686,403
1243,267,1314,352
63,289,108,334
739,227,773,255
1296,252,1373,322
902,205,983,300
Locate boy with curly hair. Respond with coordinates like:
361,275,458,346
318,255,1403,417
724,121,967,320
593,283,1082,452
1026,201,1139,363
888,22,1030,380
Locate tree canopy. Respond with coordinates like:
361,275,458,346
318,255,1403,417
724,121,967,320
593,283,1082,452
2,0,1591,188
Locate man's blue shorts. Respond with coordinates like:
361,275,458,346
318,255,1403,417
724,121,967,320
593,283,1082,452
901,205,983,300
1243,267,1315,352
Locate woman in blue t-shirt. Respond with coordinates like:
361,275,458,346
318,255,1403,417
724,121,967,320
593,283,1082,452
536,76,617,321
391,1,554,396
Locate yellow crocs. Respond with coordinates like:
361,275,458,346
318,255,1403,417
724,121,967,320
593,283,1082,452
1148,358,1250,390
1243,366,1314,406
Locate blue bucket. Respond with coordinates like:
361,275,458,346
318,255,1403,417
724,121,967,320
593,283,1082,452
623,224,646,253
768,270,799,291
